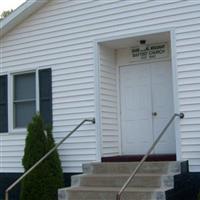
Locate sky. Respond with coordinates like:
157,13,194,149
0,0,26,14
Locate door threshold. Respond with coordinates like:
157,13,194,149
102,154,176,162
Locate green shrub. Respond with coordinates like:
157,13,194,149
20,114,64,200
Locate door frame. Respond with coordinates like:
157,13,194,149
94,28,181,161
118,58,175,155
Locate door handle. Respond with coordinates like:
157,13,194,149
152,112,157,116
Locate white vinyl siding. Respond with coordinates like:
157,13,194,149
99,45,119,156
0,0,200,172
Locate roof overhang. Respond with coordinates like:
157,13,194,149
0,0,50,38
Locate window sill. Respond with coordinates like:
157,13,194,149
11,128,27,134
0,128,27,135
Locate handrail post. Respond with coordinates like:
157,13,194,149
116,113,184,200
5,192,8,200
5,118,95,200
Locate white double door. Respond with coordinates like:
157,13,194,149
120,61,176,155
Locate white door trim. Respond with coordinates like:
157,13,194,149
94,41,102,162
94,28,180,159
170,30,181,161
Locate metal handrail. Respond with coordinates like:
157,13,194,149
5,118,95,200
116,113,184,200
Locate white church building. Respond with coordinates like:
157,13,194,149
0,0,200,198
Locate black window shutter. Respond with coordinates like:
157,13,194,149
0,75,8,133
39,68,52,126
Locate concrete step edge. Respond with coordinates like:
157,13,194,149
61,186,173,192
72,172,179,178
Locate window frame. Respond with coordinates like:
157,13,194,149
9,69,40,133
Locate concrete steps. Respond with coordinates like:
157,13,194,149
58,161,187,200
82,161,182,174
59,186,172,200
71,173,176,188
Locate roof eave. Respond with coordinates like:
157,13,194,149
0,0,50,38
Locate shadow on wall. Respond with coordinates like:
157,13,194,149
0,173,21,200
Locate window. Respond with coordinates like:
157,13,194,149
13,72,36,128
0,68,52,133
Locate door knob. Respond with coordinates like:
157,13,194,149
152,112,157,116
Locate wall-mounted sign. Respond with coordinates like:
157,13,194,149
130,43,168,62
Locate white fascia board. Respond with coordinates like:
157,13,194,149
0,0,50,38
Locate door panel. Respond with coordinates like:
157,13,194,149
151,61,175,154
120,64,153,154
